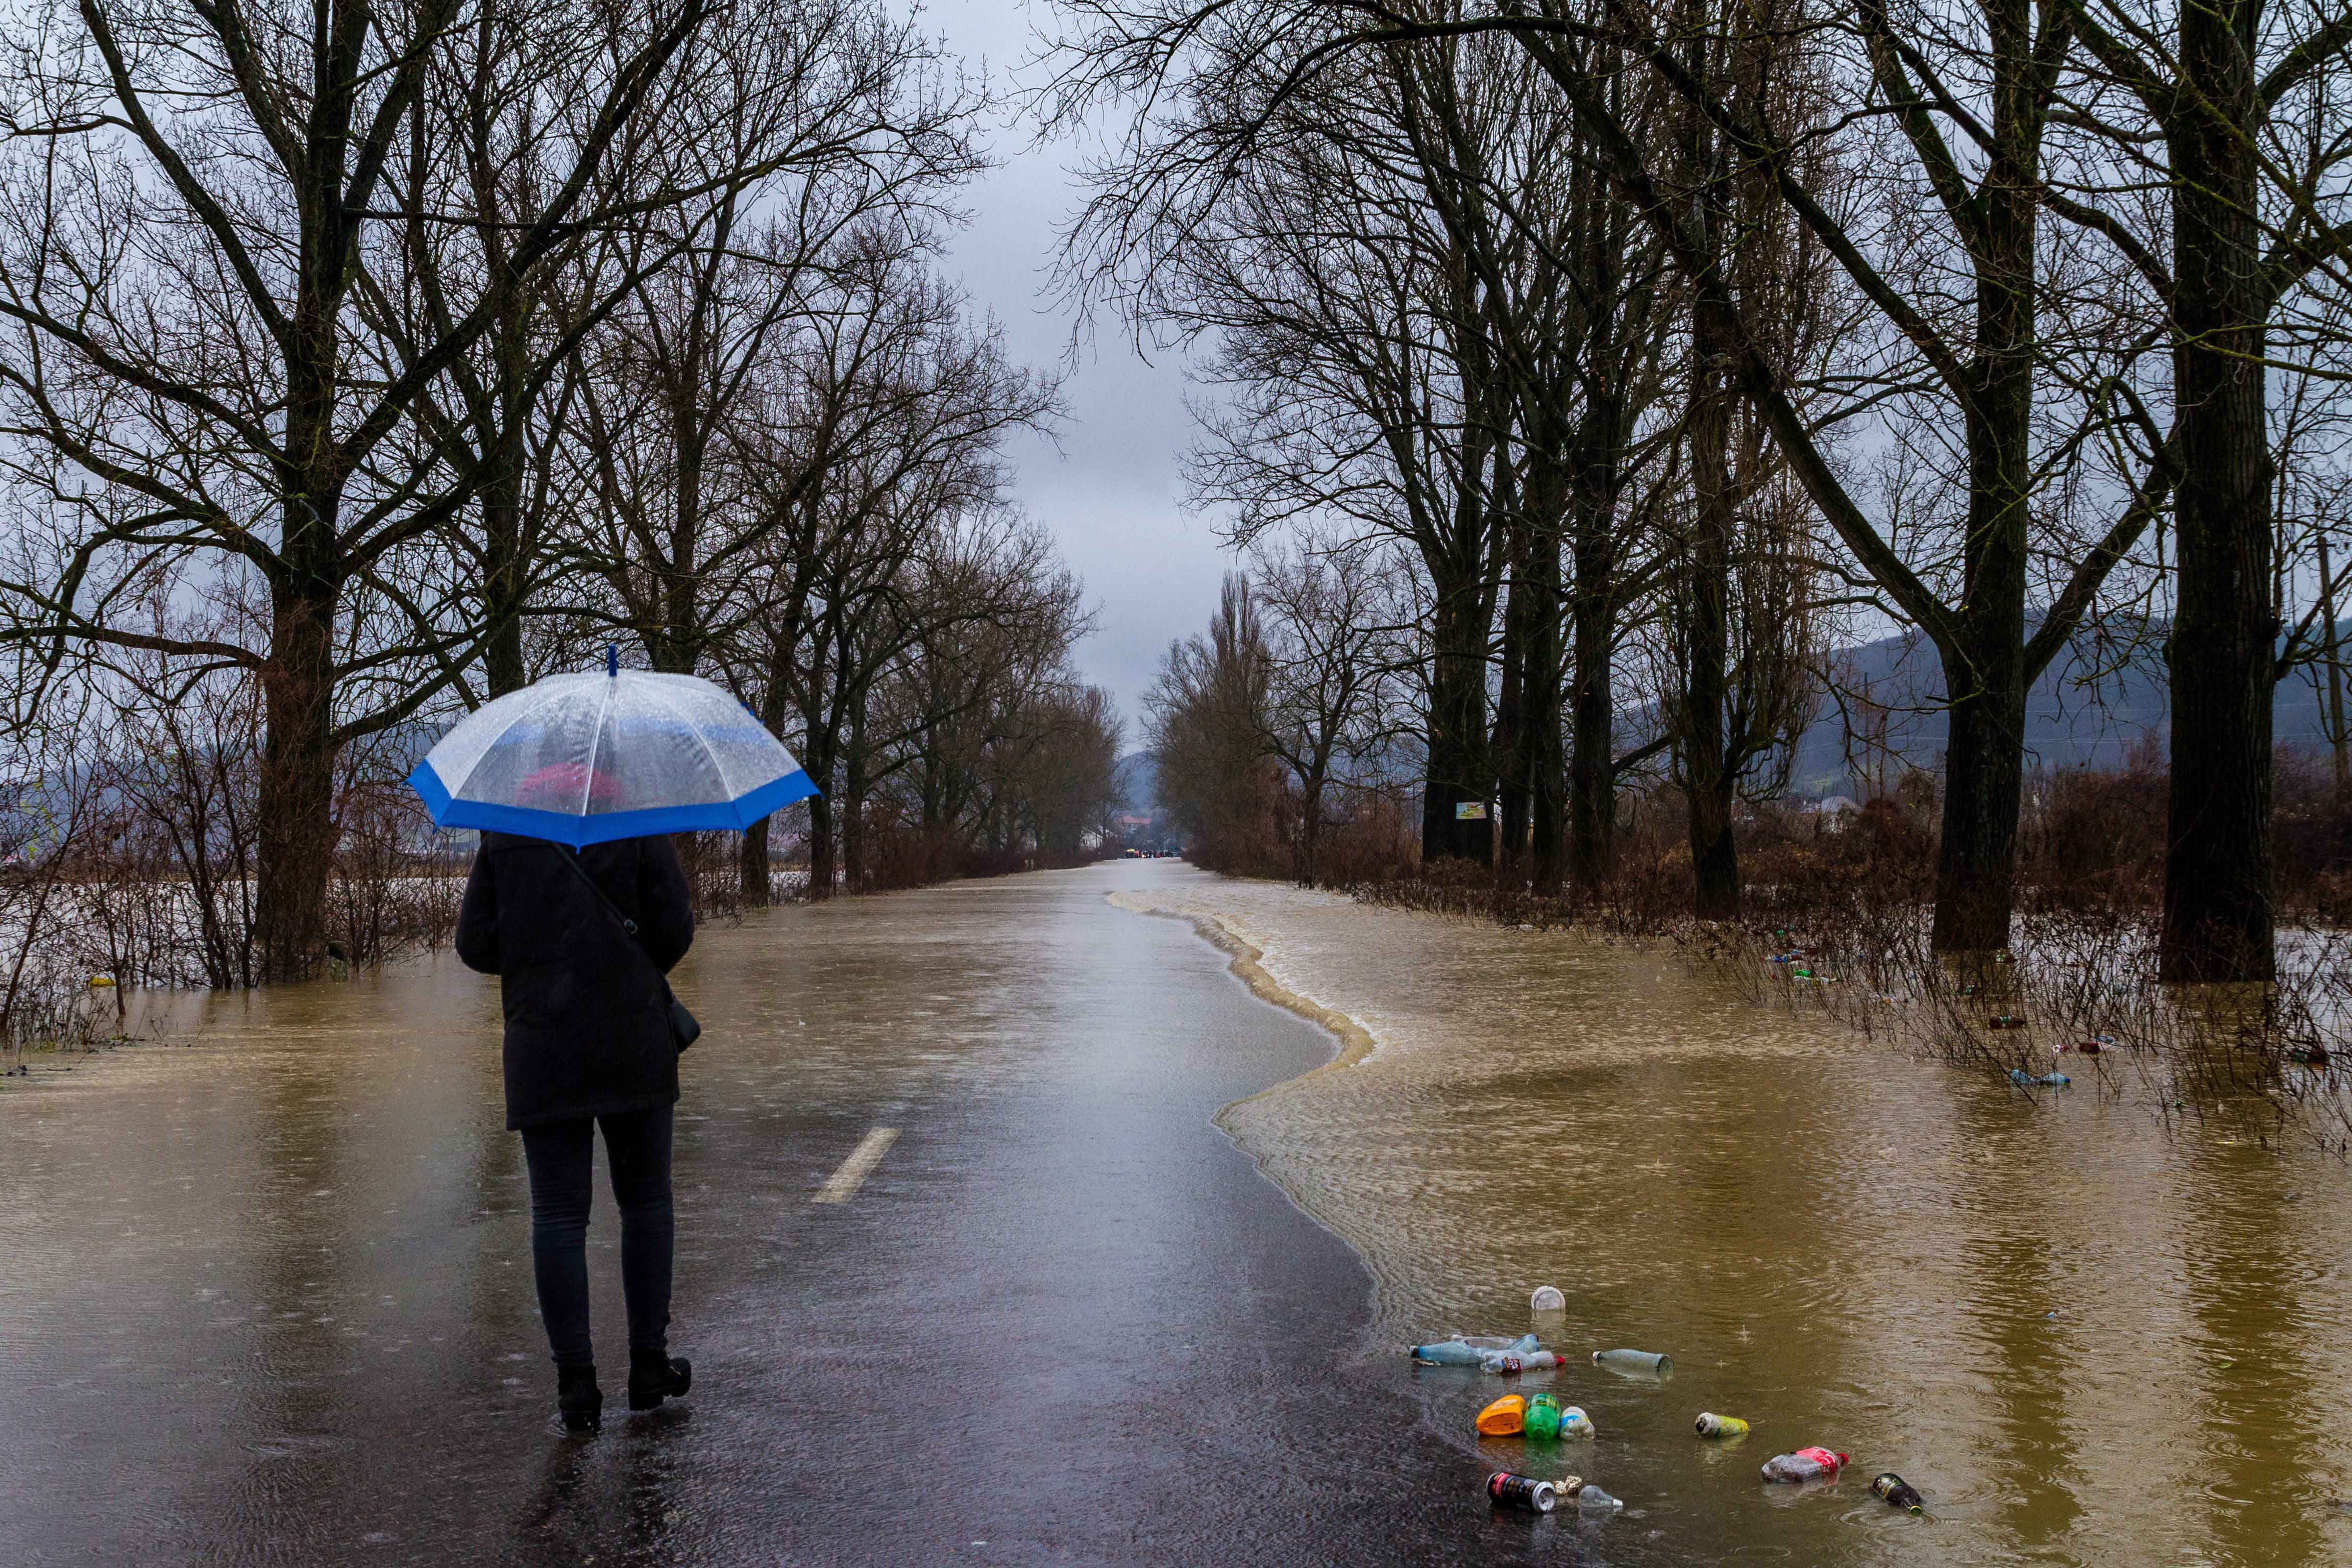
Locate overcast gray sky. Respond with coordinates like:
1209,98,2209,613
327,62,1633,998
929,0,1234,745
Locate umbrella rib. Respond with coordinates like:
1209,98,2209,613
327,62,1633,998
583,673,617,819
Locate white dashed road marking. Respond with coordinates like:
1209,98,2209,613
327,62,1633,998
813,1128,899,1204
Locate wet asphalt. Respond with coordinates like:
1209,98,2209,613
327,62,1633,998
0,866,1593,1567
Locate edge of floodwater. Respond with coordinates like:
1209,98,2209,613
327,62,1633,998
1105,891,1380,1091
1107,889,1411,1354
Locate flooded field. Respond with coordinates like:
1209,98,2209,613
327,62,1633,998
1118,871,2352,1567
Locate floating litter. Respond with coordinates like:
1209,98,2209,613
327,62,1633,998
1530,1285,1566,1312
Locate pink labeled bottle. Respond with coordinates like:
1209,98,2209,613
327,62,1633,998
1761,1446,1850,1483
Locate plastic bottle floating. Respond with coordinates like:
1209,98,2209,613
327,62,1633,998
1592,1348,1674,1379
1482,1350,1565,1374
1871,1472,1926,1513
1761,1447,1849,1484
2008,1068,2070,1088
1413,1333,1536,1366
1476,1395,1527,1436
1988,1014,2029,1030
1529,1285,1567,1312
1694,1412,1750,1438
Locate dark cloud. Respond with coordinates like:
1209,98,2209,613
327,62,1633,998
932,0,1234,733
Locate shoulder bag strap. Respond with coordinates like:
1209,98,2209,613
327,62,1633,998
552,844,700,1051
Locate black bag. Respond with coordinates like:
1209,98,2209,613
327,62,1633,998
557,845,700,1054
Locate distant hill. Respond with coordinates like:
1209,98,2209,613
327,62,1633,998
1784,622,2341,797
1115,750,1158,815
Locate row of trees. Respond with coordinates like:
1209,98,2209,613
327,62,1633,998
0,0,1121,984
1066,0,2352,981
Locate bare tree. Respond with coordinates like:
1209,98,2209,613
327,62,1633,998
0,0,849,976
1046,0,2183,956
1250,530,1402,882
1147,573,1278,869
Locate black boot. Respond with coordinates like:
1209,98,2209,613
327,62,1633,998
627,1347,692,1412
557,1363,603,1433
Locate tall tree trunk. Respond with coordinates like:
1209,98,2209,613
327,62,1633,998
1298,773,1324,884
842,719,869,892
1568,517,1617,888
477,411,532,695
1929,385,2032,950
255,565,340,982
1520,501,1567,893
1931,649,2027,949
806,790,836,902
1494,541,1529,870
739,817,772,908
2160,0,2275,982
478,293,534,697
1928,0,2037,954
1684,298,1740,920
740,668,796,908
2320,537,2348,809
1680,64,1740,922
1422,571,1494,863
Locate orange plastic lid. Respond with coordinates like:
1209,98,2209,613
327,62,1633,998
1476,1394,1527,1436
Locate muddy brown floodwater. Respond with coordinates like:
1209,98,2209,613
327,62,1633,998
1118,871,2352,1567
2,859,2348,1566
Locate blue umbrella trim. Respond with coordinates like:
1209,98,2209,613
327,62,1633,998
408,760,820,847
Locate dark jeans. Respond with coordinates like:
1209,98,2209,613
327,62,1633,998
519,1105,674,1369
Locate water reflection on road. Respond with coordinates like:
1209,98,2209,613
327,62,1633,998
1119,870,2352,1567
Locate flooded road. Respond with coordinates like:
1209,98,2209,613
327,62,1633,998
0,861,1546,1567
1120,872,2352,1567
3,860,2348,1565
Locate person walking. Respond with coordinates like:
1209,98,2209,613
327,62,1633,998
455,764,698,1433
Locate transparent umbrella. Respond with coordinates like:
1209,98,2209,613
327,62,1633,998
407,650,817,846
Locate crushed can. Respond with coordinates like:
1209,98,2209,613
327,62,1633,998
1486,1471,1557,1513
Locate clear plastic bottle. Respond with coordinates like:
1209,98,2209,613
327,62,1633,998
1761,1447,1849,1483
1592,1348,1674,1378
1556,1405,1595,1439
1482,1350,1565,1374
1414,1333,1536,1366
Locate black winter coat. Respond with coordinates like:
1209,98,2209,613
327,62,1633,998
454,832,694,1129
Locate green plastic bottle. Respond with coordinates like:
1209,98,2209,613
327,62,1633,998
1523,1394,1564,1440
